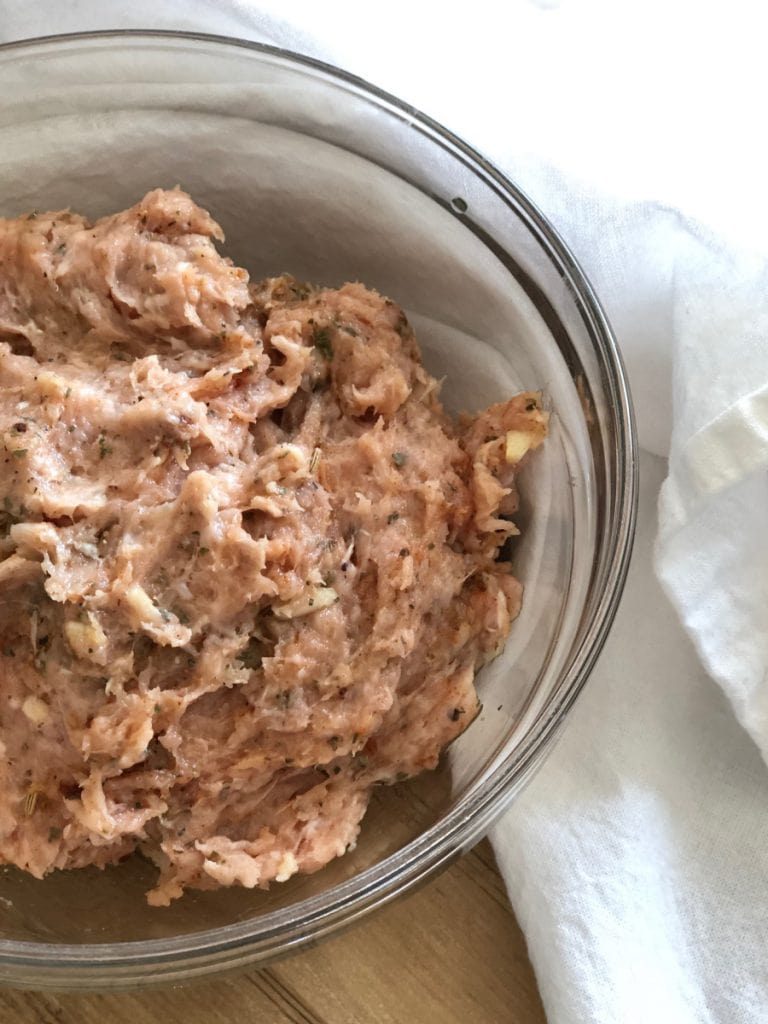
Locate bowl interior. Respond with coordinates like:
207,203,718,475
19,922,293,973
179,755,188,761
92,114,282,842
0,33,634,976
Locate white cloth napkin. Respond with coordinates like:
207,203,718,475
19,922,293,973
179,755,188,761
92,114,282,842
4,3,768,1021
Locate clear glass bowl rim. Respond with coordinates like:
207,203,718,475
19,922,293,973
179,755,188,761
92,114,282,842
0,28,638,985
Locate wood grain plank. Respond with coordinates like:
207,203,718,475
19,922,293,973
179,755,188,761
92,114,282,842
0,976,295,1024
249,970,326,1024
268,840,545,1024
0,845,545,1024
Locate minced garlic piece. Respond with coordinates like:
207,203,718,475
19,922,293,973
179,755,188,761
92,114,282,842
505,429,534,465
64,616,108,662
273,586,338,620
124,583,164,627
22,695,50,726
275,851,299,882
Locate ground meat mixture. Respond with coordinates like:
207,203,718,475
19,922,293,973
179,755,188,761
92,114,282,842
0,189,547,905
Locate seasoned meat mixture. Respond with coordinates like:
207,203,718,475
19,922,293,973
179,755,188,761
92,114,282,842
0,189,547,904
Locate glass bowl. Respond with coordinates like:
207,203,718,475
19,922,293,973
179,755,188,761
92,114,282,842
0,31,637,989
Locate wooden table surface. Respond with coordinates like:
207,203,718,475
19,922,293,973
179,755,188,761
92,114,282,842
1,838,545,1024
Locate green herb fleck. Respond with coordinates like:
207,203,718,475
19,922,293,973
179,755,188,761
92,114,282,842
98,435,113,459
312,324,333,360
23,789,39,816
11,449,27,459
387,512,399,524
47,826,62,842
391,451,407,468
341,324,359,337
64,387,72,398
198,546,210,556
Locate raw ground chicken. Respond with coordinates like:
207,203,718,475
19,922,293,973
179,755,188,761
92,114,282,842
0,189,547,905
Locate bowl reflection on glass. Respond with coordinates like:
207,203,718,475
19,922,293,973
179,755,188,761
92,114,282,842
0,31,636,989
